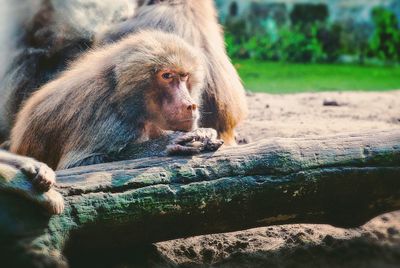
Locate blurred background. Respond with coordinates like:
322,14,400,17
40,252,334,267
215,0,400,93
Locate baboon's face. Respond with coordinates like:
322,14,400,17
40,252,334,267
149,69,199,132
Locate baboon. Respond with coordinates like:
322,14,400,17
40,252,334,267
96,0,249,145
1,0,246,145
10,30,223,170
0,0,138,142
0,150,64,215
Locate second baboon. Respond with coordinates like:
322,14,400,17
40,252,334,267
0,0,138,142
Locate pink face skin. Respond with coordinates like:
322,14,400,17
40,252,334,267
154,69,199,132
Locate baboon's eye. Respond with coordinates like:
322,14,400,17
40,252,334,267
162,72,173,80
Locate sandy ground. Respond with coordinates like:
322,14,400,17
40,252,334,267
150,91,400,268
71,91,400,268
236,91,400,142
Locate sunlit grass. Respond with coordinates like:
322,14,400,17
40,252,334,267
234,60,400,93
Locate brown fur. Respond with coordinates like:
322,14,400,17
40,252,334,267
10,30,205,170
97,0,248,145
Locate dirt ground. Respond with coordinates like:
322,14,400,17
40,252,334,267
71,91,400,268
236,91,400,143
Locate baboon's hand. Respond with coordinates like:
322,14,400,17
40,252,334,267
167,128,224,155
0,151,64,214
42,190,65,215
19,160,56,192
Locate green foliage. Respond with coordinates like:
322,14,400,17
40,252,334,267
369,7,400,62
224,6,400,64
339,21,371,64
224,19,251,59
225,32,247,59
278,25,325,63
243,35,279,60
317,23,343,62
290,4,329,26
225,24,328,63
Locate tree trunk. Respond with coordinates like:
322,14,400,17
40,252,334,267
1,130,400,266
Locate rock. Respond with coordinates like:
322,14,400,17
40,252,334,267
323,99,341,106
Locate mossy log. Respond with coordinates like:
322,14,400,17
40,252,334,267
1,130,400,266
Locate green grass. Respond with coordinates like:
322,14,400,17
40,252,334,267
233,60,400,93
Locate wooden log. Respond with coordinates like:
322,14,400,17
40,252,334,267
1,129,399,266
